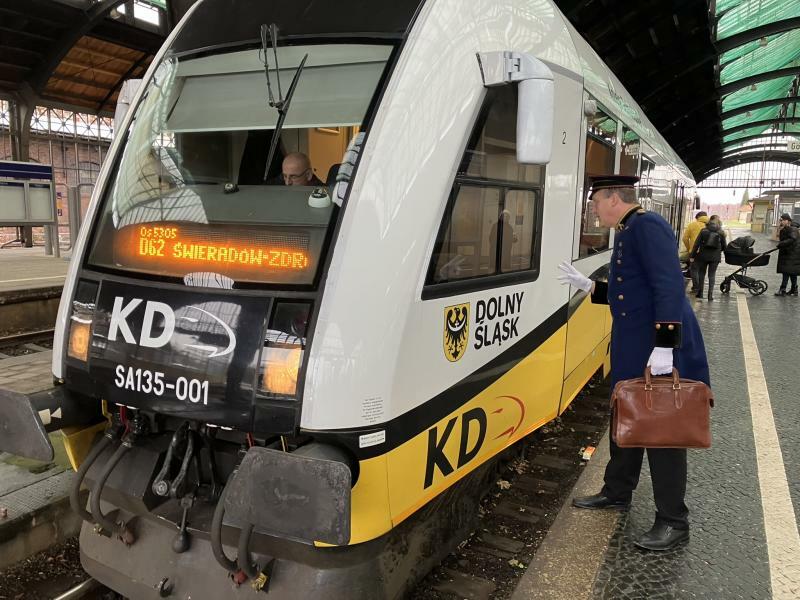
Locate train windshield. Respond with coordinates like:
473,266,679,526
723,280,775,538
87,44,392,286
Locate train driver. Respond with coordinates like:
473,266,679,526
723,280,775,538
281,152,324,186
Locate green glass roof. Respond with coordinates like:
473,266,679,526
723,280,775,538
722,105,780,130
721,74,795,112
719,29,800,86
723,125,771,143
720,34,780,66
717,0,800,40
715,0,800,147
716,0,747,14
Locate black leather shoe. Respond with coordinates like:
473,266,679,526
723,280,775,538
775,289,787,296
633,522,689,551
790,289,798,296
572,493,630,510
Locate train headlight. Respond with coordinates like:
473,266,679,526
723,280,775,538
67,280,99,364
261,346,303,395
67,317,91,362
259,302,310,397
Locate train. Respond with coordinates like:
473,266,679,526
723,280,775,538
0,0,696,598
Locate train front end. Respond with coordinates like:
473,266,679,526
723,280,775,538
0,1,425,597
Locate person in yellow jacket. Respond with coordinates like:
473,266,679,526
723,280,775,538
682,211,709,293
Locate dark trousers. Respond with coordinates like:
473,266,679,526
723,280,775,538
601,432,689,529
695,259,719,298
690,261,700,291
780,273,798,291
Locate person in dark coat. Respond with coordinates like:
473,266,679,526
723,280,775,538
558,174,709,552
690,218,726,301
775,213,800,296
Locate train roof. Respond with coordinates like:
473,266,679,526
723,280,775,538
171,0,426,54
563,19,694,184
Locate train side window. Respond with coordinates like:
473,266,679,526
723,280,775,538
431,186,502,282
638,155,655,209
501,190,536,273
578,106,617,258
620,126,639,176
423,85,544,299
460,87,544,184
428,185,540,285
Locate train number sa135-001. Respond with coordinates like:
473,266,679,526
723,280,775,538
114,364,209,405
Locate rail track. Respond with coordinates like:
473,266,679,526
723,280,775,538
0,328,54,358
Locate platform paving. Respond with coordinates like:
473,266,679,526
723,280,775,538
0,350,79,570
513,229,800,600
0,246,69,293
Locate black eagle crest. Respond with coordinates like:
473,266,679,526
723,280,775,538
444,305,469,361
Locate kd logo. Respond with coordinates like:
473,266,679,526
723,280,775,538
443,303,469,362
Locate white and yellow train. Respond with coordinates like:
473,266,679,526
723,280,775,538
0,0,695,597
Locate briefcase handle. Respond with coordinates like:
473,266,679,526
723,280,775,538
643,367,681,391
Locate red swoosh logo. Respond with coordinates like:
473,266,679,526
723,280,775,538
492,395,525,440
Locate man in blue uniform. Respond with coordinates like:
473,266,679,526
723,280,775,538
558,175,709,551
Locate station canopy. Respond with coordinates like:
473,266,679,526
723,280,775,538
0,0,167,113
2,1,799,182
557,0,800,182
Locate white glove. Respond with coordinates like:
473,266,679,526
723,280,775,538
557,261,593,293
647,347,674,376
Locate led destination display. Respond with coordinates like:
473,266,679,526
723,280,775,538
113,223,316,285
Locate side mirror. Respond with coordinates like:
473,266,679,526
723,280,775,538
477,52,554,164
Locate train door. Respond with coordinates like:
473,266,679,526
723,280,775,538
386,67,582,524
561,95,617,410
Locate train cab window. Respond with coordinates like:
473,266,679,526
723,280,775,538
460,87,544,185
86,44,393,287
424,85,544,296
578,106,617,258
620,127,639,176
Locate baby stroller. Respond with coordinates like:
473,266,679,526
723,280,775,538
719,236,777,296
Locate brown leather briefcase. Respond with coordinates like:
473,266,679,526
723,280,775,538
611,368,714,449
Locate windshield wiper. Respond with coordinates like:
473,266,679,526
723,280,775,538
260,23,309,182
260,23,284,110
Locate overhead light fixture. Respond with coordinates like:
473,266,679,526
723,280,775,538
759,37,768,47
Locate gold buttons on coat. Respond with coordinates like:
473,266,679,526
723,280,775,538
668,324,675,330
655,324,661,330
621,312,627,316
617,276,623,282
618,242,623,248
617,259,622,265
617,294,624,300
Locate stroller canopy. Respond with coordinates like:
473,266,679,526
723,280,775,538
728,236,755,252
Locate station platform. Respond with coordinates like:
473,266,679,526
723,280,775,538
0,246,69,335
0,246,69,294
0,349,80,571
512,229,800,600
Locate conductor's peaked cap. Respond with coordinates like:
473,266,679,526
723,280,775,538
588,174,640,191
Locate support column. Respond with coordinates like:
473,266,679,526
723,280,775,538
8,99,35,247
